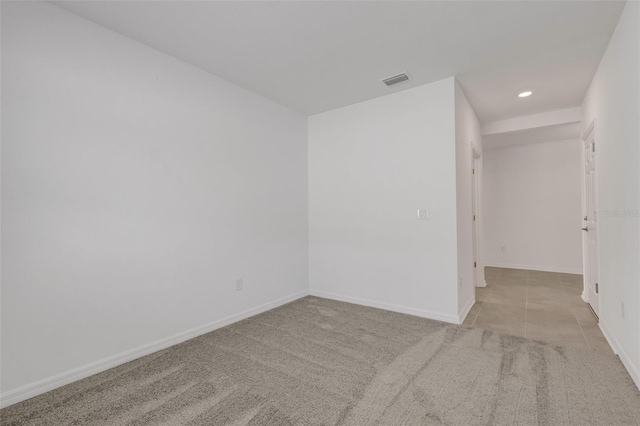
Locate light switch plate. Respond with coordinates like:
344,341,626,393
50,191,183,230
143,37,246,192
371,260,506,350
417,209,430,220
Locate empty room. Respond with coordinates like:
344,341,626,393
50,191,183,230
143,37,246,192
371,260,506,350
1,1,639,425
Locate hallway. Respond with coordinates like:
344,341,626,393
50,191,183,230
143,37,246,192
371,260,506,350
463,267,611,353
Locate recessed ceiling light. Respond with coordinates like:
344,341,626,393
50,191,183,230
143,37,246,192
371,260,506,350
518,91,533,98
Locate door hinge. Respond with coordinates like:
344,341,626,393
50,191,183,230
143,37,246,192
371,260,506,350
472,168,475,175
595,283,599,294
592,143,595,153
474,262,477,268
473,215,476,221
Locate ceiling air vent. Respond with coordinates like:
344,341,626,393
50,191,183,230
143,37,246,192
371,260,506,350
382,73,410,87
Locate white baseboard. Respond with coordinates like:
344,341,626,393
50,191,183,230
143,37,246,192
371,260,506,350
458,297,476,325
484,262,582,275
309,289,459,324
599,320,640,391
0,290,309,409
476,264,487,288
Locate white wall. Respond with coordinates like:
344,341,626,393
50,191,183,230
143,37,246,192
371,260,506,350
581,1,640,388
1,1,308,403
308,78,461,323
482,140,583,274
454,81,483,316
482,107,581,136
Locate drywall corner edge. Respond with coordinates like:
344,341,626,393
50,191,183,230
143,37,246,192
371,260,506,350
482,107,582,136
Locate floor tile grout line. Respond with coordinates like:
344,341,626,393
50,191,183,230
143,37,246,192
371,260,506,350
557,275,592,349
470,294,485,326
565,273,594,351
474,268,604,352
524,271,529,338
470,275,489,327
574,310,593,351
471,268,500,327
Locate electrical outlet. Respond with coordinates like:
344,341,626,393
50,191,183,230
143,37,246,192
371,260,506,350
235,278,243,291
417,209,430,220
621,301,625,320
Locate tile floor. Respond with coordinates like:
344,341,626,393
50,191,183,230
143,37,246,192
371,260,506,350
463,267,612,354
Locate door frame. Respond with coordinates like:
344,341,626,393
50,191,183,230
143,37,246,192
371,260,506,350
471,145,486,288
581,119,599,316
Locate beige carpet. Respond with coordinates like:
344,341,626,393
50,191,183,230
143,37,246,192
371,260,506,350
2,296,640,425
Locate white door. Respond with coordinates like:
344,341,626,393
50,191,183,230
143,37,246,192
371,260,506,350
582,125,599,317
